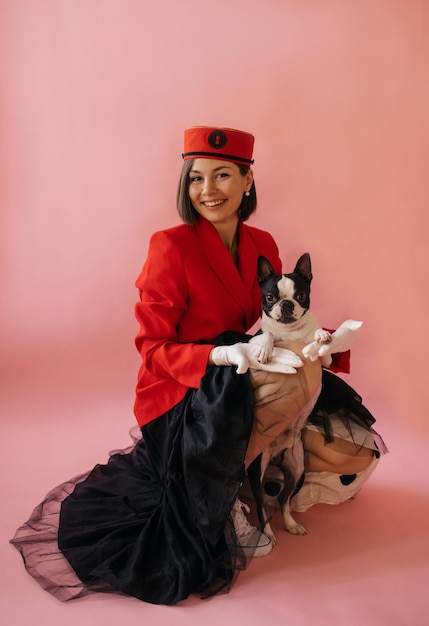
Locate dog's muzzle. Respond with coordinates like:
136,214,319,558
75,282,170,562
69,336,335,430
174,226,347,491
279,300,296,322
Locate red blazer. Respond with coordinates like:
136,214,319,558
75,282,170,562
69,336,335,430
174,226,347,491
134,218,282,426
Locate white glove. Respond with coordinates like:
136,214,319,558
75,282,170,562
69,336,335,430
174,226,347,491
211,342,304,375
302,320,363,362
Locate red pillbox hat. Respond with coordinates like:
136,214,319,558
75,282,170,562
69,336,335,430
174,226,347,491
182,126,254,165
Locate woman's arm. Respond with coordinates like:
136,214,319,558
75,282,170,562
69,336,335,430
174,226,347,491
135,231,214,388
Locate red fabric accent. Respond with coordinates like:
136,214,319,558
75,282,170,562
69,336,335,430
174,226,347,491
323,328,351,373
329,350,351,374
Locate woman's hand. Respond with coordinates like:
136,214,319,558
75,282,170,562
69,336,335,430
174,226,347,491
302,320,363,361
210,342,303,375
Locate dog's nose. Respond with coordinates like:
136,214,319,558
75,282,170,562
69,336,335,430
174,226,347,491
280,300,294,315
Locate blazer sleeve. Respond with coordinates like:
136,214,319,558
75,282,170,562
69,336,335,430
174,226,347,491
135,231,213,389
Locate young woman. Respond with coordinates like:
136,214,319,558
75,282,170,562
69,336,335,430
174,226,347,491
11,126,386,605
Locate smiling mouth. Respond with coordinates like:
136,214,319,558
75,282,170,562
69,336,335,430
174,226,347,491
203,200,225,207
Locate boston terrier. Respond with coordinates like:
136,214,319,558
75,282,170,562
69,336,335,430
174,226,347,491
246,253,333,545
253,253,333,367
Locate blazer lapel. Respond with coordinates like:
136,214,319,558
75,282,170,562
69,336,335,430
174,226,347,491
195,219,258,328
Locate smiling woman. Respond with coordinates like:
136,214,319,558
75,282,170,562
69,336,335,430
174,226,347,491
177,128,257,229
187,160,253,253
10,126,387,607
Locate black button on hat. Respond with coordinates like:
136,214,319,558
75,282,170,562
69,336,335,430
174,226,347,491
208,130,228,150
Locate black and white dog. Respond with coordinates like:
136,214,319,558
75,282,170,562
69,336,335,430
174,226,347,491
253,253,333,367
246,254,332,545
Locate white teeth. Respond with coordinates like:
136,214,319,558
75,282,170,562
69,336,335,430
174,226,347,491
204,200,223,207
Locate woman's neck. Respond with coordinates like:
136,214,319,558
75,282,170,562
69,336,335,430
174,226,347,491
216,223,239,261
213,217,239,250
219,223,239,265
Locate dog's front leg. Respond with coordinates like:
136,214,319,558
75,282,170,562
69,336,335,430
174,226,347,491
249,331,275,364
314,328,332,344
314,328,332,368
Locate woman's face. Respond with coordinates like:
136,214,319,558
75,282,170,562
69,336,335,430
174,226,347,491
188,159,253,231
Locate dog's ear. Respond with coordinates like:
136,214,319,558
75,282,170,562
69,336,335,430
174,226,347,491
257,256,275,283
294,253,312,282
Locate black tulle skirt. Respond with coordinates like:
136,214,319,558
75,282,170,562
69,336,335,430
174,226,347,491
10,365,387,605
307,369,388,454
11,366,255,605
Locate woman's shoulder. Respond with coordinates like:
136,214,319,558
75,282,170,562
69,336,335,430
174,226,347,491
241,223,278,247
151,223,192,239
148,223,197,248
240,223,281,272
137,224,194,284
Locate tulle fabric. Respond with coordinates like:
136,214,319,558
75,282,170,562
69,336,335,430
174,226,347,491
11,366,254,605
10,471,119,601
307,369,388,455
10,361,387,605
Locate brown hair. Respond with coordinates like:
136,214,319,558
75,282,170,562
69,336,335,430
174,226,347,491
176,159,257,226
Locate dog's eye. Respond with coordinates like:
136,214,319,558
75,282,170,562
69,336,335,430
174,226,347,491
295,292,306,303
265,294,275,303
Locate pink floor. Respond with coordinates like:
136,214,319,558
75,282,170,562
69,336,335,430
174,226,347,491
2,354,428,626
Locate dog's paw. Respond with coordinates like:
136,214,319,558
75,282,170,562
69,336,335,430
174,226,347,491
287,521,307,536
263,522,277,546
250,332,274,363
314,328,332,345
283,511,307,536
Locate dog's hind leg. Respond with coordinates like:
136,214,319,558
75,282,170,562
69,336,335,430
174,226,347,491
278,441,307,536
247,455,277,545
280,471,307,535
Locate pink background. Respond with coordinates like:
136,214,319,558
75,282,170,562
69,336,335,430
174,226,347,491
1,1,428,624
